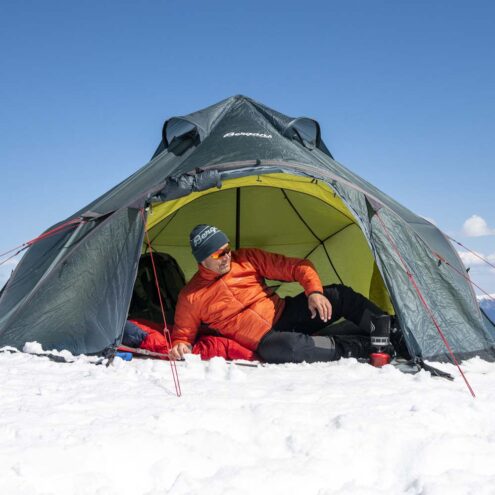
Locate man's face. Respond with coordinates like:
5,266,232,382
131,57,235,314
201,243,232,275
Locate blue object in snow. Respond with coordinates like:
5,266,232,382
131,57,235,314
115,352,133,361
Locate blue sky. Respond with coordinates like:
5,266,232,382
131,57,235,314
1,0,494,293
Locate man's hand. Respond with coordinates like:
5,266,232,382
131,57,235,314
308,292,332,322
170,343,192,360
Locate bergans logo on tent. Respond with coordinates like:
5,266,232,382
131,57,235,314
193,227,219,247
223,132,272,139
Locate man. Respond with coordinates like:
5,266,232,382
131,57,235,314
170,224,391,363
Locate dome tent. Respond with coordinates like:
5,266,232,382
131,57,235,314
0,95,493,363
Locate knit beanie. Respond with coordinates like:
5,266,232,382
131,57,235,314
189,224,230,263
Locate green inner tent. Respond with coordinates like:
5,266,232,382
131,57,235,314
143,173,394,314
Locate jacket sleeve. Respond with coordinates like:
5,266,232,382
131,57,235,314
171,291,200,347
242,248,323,296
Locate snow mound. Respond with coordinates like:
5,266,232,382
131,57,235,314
1,352,495,495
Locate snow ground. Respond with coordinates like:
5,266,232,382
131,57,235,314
1,350,495,495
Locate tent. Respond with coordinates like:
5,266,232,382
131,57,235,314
1,95,494,363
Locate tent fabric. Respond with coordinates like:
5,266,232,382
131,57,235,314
0,95,493,362
0,209,144,354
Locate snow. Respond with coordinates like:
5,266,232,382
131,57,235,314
2,349,495,495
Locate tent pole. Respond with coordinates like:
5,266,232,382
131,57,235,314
235,188,240,250
281,189,344,284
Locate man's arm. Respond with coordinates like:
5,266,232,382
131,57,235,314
170,293,199,360
243,248,332,322
242,248,324,295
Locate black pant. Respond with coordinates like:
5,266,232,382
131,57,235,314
257,284,384,364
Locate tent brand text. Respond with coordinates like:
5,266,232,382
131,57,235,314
223,132,272,139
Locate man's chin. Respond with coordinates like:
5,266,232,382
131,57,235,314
219,264,231,274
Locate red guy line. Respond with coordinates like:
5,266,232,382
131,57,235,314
140,208,182,397
375,212,476,398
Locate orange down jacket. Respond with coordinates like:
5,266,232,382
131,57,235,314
171,248,324,351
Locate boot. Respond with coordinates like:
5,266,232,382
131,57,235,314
335,335,372,359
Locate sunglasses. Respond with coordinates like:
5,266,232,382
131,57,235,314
210,245,232,260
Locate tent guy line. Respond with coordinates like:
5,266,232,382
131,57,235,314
141,207,182,397
446,235,495,271
374,209,476,397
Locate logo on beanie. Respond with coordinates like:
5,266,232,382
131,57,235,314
192,226,219,247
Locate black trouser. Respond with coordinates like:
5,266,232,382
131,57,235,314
257,284,384,364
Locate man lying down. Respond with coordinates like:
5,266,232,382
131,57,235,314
166,224,396,364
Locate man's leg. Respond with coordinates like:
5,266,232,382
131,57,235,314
257,330,341,364
260,284,389,363
274,284,386,334
322,284,386,328
257,330,373,364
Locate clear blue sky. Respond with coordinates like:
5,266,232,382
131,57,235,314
1,0,494,293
